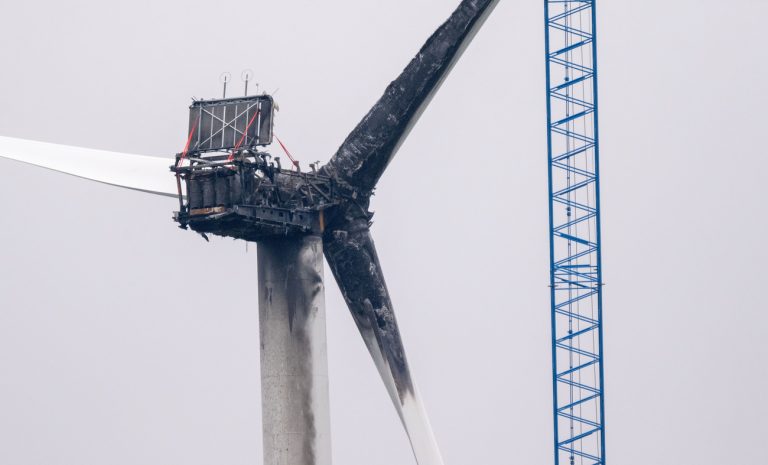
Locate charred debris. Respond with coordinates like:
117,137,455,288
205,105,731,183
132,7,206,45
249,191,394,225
170,94,370,243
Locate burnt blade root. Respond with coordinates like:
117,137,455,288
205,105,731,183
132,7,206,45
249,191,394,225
323,220,414,399
321,0,501,194
323,222,445,464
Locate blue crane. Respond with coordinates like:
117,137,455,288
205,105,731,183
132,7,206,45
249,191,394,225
544,1,607,464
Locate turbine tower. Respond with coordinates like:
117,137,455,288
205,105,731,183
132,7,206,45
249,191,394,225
0,1,501,464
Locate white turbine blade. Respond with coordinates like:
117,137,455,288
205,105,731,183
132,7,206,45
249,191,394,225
355,324,445,465
0,136,178,197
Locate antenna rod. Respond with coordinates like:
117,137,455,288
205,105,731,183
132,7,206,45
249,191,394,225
220,72,232,99
242,69,254,97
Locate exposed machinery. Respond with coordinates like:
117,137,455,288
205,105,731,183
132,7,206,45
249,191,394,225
171,95,339,241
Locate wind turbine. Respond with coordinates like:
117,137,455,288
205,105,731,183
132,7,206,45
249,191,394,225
0,1,501,464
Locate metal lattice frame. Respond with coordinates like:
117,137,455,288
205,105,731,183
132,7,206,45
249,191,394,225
544,1,606,464
196,102,262,150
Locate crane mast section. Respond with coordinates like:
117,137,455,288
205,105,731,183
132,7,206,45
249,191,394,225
544,1,606,465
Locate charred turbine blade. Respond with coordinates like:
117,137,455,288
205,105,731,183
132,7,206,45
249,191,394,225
320,0,500,193
320,1,501,462
324,221,411,397
323,222,443,465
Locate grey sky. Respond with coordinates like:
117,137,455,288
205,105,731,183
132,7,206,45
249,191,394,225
1,1,766,464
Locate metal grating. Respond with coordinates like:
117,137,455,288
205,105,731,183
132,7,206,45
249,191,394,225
188,96,274,153
544,1,606,465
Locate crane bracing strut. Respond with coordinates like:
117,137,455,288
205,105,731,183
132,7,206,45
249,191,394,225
544,1,607,464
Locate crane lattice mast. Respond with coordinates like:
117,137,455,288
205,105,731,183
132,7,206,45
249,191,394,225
544,1,606,464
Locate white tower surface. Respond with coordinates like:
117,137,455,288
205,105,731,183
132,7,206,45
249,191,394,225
258,236,332,465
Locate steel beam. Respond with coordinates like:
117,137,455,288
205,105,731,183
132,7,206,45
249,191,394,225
544,1,607,464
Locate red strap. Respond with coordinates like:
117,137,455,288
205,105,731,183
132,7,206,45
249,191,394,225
228,109,261,161
275,134,299,170
177,116,200,168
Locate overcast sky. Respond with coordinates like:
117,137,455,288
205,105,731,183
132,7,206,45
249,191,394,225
1,1,767,464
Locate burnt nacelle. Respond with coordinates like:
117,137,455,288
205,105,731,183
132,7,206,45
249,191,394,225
172,151,342,242
171,95,342,242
